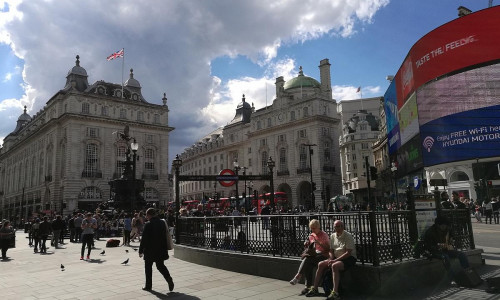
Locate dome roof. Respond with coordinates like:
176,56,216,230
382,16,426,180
66,55,87,76
237,94,251,109
125,68,141,88
18,106,32,122
283,66,320,90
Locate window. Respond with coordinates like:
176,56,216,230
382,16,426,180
299,145,307,169
279,148,287,172
260,139,267,146
353,163,357,170
362,143,369,149
144,148,155,175
214,155,217,162
120,109,127,119
82,103,90,114
145,134,153,144
84,143,99,175
101,106,109,116
351,144,356,151
137,111,144,121
87,127,99,138
290,111,296,120
145,187,159,200
257,120,261,129
230,134,234,142
298,129,306,138
360,124,367,131
248,147,252,154
248,158,252,167
278,134,286,142
116,146,126,176
154,114,160,124
267,118,272,127
324,142,331,164
261,151,268,174
303,107,309,117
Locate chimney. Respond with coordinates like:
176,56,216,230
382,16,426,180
319,58,332,100
458,6,472,17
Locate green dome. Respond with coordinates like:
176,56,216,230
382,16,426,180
283,66,320,90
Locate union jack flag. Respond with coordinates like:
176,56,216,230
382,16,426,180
107,49,124,61
356,86,361,93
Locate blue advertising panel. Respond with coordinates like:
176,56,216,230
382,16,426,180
384,80,398,133
384,80,400,155
420,104,500,166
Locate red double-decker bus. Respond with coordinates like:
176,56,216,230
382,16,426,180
252,192,288,207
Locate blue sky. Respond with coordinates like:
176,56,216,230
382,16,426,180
0,0,494,161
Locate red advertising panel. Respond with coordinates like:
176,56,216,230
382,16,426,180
394,6,500,108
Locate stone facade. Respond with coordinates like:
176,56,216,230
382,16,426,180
177,59,342,210
0,56,173,221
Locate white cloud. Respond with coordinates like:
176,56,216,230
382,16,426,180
3,72,12,82
0,0,389,157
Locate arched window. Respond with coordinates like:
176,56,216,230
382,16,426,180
303,107,309,117
450,171,469,182
78,186,102,199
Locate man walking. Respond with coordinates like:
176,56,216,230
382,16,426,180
139,208,174,292
80,213,97,260
51,215,64,249
74,213,83,243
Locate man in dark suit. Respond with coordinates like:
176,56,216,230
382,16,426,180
139,208,174,292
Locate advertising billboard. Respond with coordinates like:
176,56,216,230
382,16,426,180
384,6,500,165
393,6,500,108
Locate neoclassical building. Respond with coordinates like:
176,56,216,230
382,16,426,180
0,56,173,221
337,98,381,203
177,59,343,209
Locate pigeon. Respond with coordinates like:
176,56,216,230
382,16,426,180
61,264,65,271
121,258,129,265
100,250,105,255
125,249,129,253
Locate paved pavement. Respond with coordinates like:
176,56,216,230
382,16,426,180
2,223,500,300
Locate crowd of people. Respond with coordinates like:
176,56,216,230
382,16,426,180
1,207,177,293
440,191,500,224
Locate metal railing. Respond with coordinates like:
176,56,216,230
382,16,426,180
176,210,473,266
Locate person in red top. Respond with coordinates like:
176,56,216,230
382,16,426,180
289,219,330,295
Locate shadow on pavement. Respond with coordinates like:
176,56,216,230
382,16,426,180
147,290,201,299
86,258,106,264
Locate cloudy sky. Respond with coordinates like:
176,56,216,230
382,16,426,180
0,0,492,163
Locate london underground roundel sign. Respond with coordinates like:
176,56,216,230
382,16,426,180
218,169,236,187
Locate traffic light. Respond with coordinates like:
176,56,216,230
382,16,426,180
488,180,493,187
370,166,378,180
312,182,317,191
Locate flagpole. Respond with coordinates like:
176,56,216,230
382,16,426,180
360,87,364,110
121,48,125,99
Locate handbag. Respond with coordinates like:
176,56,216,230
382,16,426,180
163,219,174,250
301,241,316,259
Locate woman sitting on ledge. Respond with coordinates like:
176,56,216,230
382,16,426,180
289,219,330,295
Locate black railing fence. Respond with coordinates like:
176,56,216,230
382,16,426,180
177,210,473,266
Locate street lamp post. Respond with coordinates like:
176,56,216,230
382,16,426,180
267,157,275,211
391,162,399,209
302,144,317,210
172,155,182,244
248,181,253,212
233,159,241,211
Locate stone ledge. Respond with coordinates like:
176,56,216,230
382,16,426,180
173,245,484,296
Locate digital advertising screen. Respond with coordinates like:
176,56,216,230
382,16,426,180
384,6,500,166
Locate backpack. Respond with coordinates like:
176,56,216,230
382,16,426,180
106,239,120,247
